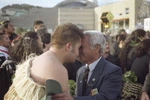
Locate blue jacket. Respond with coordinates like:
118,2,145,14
74,57,122,100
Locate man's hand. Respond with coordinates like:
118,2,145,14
52,92,74,100
141,92,150,100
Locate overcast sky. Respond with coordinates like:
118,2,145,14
0,0,123,8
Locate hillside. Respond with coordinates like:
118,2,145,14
1,4,42,12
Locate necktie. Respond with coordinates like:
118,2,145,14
82,65,89,96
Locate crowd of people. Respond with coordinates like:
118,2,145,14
0,20,150,100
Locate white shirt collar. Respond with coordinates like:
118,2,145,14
0,46,9,51
85,56,102,72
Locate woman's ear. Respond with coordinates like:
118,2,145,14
65,42,72,52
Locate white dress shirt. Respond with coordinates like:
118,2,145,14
84,56,102,83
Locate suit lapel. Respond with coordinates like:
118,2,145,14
85,57,107,95
76,67,85,96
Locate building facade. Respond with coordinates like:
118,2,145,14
95,0,148,35
1,0,150,35
58,8,95,30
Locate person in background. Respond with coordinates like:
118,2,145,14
10,31,43,64
141,63,150,100
4,23,83,100
41,33,51,52
103,40,120,66
118,29,127,36
131,39,150,84
1,31,43,100
52,30,122,100
0,32,11,100
111,34,126,58
110,29,127,57
1,20,18,42
64,59,83,82
37,27,48,37
33,20,45,32
0,33,11,61
119,29,148,72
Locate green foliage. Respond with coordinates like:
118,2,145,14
129,40,139,47
122,71,137,83
11,74,15,80
69,80,76,96
129,37,142,47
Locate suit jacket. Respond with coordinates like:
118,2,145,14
74,57,122,100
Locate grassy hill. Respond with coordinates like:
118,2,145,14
2,4,42,11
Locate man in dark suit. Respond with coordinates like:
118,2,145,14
52,30,122,100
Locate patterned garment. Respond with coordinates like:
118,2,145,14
4,57,45,100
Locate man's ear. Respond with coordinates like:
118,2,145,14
65,42,72,52
94,44,100,53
